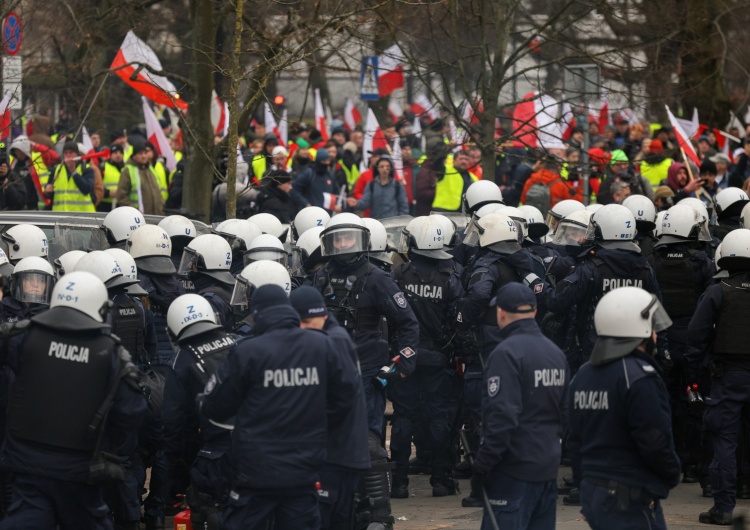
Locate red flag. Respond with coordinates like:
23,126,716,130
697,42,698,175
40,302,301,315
388,98,403,123
110,31,187,111
410,94,439,121
344,98,362,131
362,108,388,170
665,105,700,167
378,45,404,97
597,92,610,134
314,89,329,141
143,97,178,172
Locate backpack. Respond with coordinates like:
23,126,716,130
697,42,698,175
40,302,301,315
524,177,561,218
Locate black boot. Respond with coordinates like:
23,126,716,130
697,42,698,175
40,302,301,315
390,469,409,499
698,507,733,525
682,465,700,483
363,465,395,529
431,473,459,497
461,473,483,507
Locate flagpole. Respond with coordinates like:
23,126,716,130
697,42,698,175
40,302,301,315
73,72,110,142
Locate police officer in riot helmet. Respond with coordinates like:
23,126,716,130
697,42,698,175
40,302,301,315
623,194,659,257
455,211,547,507
289,286,369,530
452,180,504,267
158,215,197,271
545,204,664,375
314,213,419,530
390,217,463,498
101,206,146,249
291,206,331,243
687,229,750,525
648,204,714,485
177,234,236,330
569,287,679,529
197,285,360,530
291,226,326,286
518,205,573,282
363,218,393,272
163,294,238,530
714,187,750,241
0,271,147,528
212,219,262,276
1,224,49,266
230,260,292,335
3,257,56,323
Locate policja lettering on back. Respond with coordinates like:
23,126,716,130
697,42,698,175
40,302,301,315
48,341,89,363
573,390,609,410
263,367,320,388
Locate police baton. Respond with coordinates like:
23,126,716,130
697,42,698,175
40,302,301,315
459,430,500,530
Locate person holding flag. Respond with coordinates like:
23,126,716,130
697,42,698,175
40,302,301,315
46,143,96,213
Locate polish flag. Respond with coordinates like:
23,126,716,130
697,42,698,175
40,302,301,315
264,102,283,144
314,89,329,141
511,92,564,150
81,126,95,159
222,102,229,137
0,91,12,141
279,108,289,145
412,113,422,139
361,108,389,170
674,107,700,140
110,31,187,111
388,98,404,123
665,105,701,167
378,44,404,97
597,91,610,134
410,93,440,121
142,97,178,172
392,134,405,183
344,98,362,131
321,192,339,211
462,98,483,126
210,91,227,136
560,102,576,140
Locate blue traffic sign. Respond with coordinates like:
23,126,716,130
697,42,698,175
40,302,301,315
3,13,21,56
360,56,379,101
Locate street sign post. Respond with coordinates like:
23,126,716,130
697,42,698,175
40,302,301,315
360,56,379,101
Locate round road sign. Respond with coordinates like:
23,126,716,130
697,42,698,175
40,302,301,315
3,13,21,56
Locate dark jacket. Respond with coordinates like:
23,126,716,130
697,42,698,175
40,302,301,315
257,182,297,224
199,304,360,489
6,160,32,210
474,318,569,481
293,162,339,214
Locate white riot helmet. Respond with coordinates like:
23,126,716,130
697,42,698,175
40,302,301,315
102,206,146,247
474,203,505,218
714,243,729,279
715,187,750,220
585,204,638,250
320,213,370,260
518,205,548,240
547,200,585,234
74,250,137,290
248,213,288,242
244,234,288,267
657,204,712,245
292,226,326,276
678,197,711,235
741,202,750,229
398,216,453,260
552,210,594,247
717,228,750,271
231,260,291,313
49,271,110,323
463,180,503,213
9,135,31,159
590,286,672,365
213,219,262,253
167,293,222,341
0,248,13,281
464,212,521,255
291,207,331,242
2,224,48,264
586,203,604,213
105,248,148,296
127,225,175,274
178,234,235,285
499,206,529,240
53,250,87,278
654,211,667,238
158,215,196,250
363,218,392,266
11,256,56,305
429,214,458,248
622,195,657,231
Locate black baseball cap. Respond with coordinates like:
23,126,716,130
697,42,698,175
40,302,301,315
289,286,328,319
110,144,124,154
489,283,537,313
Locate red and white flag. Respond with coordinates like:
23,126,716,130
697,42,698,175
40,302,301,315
264,102,283,144
412,113,422,139
410,94,440,121
142,97,178,172
597,91,610,134
81,126,95,155
378,44,404,97
665,105,701,166
279,108,289,145
462,98,483,126
344,98,362,131
111,31,187,111
560,102,576,140
388,98,403,123
675,107,699,140
314,89,329,141
361,108,389,170
210,91,227,136
0,91,12,141
392,134,404,182
511,92,564,150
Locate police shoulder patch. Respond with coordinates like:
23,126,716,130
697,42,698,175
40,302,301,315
400,347,415,358
488,376,500,397
393,292,407,308
534,283,543,294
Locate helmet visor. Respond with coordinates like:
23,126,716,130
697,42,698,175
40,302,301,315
696,219,713,242
177,247,199,278
642,294,673,333
214,230,247,253
320,226,368,257
12,272,55,305
290,247,304,277
546,212,562,234
230,276,254,312
552,222,589,247
461,216,482,247
242,248,288,267
397,229,411,254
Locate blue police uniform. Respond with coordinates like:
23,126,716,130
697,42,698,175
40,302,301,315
389,256,463,494
163,328,237,530
190,274,235,331
546,246,663,373
569,350,680,530
687,271,750,516
474,311,568,530
524,239,574,281
199,295,360,530
0,307,147,529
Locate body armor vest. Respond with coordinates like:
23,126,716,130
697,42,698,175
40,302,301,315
652,248,699,318
319,261,382,336
8,325,114,452
111,294,145,363
200,284,235,330
469,254,522,326
393,262,452,352
183,331,237,386
713,273,750,357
